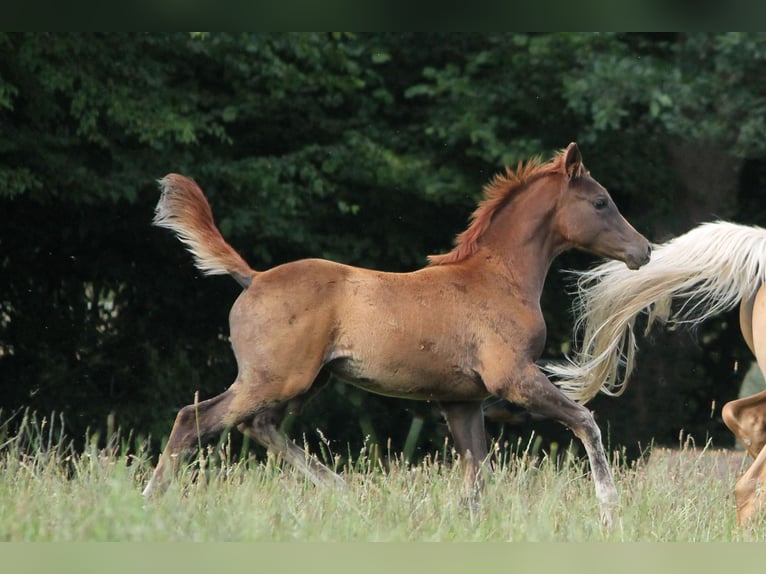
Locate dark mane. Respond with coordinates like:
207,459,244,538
427,148,574,266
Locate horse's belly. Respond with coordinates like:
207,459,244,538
327,358,489,402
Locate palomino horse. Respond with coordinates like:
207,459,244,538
546,221,766,525
142,143,651,525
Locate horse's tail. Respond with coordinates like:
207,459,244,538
154,174,256,289
547,221,766,403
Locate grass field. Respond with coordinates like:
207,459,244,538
1,411,764,542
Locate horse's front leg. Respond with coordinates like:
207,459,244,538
734,442,766,525
722,389,766,459
486,363,619,529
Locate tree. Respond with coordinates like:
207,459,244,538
0,33,477,454
2,33,766,462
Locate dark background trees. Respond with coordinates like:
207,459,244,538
2,32,766,460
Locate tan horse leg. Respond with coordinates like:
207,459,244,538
722,284,766,524
734,441,766,524
237,405,345,487
723,388,766,524
727,285,766,457
142,383,244,497
440,401,488,498
722,389,766,459
236,374,344,488
143,367,325,497
492,365,618,528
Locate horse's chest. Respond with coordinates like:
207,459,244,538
481,305,547,361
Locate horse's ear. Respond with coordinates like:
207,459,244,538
564,142,582,180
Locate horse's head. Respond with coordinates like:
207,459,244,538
554,143,651,270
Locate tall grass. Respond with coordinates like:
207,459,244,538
0,411,763,541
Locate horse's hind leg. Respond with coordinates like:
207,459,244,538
143,367,323,497
237,373,344,487
440,401,488,497
238,405,344,487
142,383,248,497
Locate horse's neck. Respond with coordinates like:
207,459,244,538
479,191,565,297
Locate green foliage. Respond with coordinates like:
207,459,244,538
2,33,766,458
561,33,766,157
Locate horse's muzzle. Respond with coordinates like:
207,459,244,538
625,241,652,270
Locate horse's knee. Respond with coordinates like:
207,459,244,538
568,406,602,444
723,398,766,456
722,400,741,433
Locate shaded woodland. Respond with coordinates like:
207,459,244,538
2,33,766,460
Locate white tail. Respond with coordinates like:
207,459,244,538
548,221,766,403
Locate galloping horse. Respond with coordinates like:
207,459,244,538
547,221,766,524
142,143,651,526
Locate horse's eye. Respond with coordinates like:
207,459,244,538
592,198,608,210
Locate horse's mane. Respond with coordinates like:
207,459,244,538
428,148,573,266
